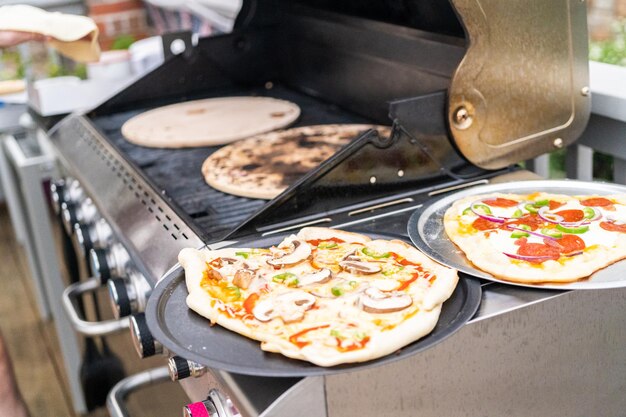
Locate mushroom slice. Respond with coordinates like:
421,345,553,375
297,269,333,287
233,268,255,290
359,287,412,314
339,260,382,275
267,240,311,267
252,291,316,323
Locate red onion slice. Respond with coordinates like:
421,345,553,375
537,207,564,224
565,251,583,257
503,252,556,262
470,200,506,223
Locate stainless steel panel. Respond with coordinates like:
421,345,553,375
449,0,590,168
46,115,204,284
323,287,626,417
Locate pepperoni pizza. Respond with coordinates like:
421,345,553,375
443,192,626,283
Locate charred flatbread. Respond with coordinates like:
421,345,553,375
202,124,390,199
179,227,458,367
444,192,626,283
121,97,300,148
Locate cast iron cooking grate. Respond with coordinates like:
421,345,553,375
91,84,375,243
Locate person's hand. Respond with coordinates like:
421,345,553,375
0,30,46,48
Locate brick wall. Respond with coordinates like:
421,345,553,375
588,0,626,40
87,0,152,50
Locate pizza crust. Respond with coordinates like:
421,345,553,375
202,124,390,199
444,192,626,283
179,227,459,367
121,97,300,148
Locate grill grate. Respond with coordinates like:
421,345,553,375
91,84,374,242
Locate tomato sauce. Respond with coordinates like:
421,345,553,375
549,200,565,210
396,273,421,291
337,336,371,352
306,237,346,247
289,325,330,348
483,197,519,207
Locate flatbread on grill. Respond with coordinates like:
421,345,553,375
121,97,300,148
201,124,390,199
179,227,458,367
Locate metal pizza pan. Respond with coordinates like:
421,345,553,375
145,232,481,377
407,179,626,290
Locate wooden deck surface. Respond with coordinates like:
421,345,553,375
0,204,188,417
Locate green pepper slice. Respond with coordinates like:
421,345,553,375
541,227,563,238
272,272,297,283
533,199,550,207
556,224,589,234
511,209,523,218
362,247,390,258
318,241,338,249
235,251,250,259
524,204,539,213
510,224,531,238
583,207,596,219
331,286,344,297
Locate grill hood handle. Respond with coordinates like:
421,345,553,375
62,277,130,336
106,366,170,417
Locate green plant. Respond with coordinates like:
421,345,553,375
111,35,136,50
589,20,626,66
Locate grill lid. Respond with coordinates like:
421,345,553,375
447,0,590,169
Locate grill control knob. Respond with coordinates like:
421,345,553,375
108,278,134,318
49,180,66,215
74,219,113,259
108,269,151,319
183,399,218,417
168,356,207,381
51,179,84,215
61,199,98,235
184,390,240,417
130,313,162,358
89,244,130,283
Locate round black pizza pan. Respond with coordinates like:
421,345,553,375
145,231,482,377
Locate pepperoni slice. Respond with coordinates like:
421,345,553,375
483,197,519,208
472,217,501,231
581,197,613,207
503,214,543,231
554,209,585,222
555,235,586,253
517,243,561,261
600,221,626,233
549,200,565,210
514,237,528,246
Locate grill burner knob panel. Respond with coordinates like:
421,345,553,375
130,312,162,358
89,244,130,284
168,356,207,381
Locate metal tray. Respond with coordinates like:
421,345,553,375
407,179,626,290
145,232,482,377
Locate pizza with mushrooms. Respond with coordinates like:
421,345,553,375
179,227,458,367
444,192,626,283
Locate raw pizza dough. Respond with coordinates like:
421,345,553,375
202,124,390,199
179,227,458,367
121,97,300,148
0,5,100,62
444,192,626,283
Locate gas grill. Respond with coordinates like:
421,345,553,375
38,1,626,416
